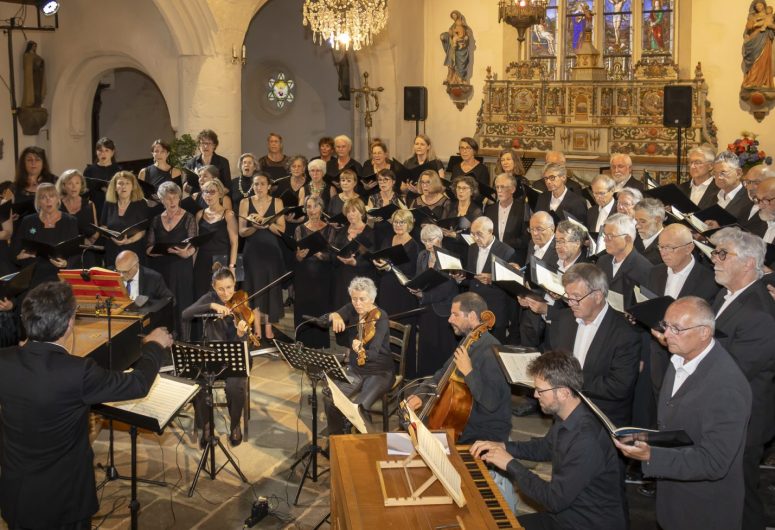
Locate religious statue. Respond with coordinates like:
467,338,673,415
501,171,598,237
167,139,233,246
440,11,473,85
742,0,775,89
331,48,351,101
610,0,626,48
22,41,45,108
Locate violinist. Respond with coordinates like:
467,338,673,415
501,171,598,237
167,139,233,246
323,277,393,435
182,265,258,448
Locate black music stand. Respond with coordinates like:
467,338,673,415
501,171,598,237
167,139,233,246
274,339,351,505
171,341,250,497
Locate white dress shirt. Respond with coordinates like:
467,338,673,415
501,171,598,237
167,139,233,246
689,178,712,206
549,188,567,212
764,220,775,244
671,340,714,397
641,229,662,252
573,304,609,367
594,200,615,232
497,201,513,241
533,236,554,260
717,183,743,208
715,279,758,317
475,239,496,274
664,256,695,299
748,203,760,220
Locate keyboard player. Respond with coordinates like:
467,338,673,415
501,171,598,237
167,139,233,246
114,250,173,330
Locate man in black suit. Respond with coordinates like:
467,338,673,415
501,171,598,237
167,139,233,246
616,297,751,530
586,175,617,240
534,163,587,223
525,211,558,268
459,216,516,341
679,145,719,209
711,151,753,222
709,227,775,530
0,282,173,529
484,173,528,265
596,213,653,307
610,153,643,192
745,176,775,243
115,250,174,332
545,263,641,426
632,198,665,265
472,351,627,530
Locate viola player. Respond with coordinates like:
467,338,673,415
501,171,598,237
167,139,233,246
181,265,259,448
322,276,393,435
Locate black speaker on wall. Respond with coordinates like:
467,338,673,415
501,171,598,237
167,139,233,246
663,85,692,128
404,86,428,121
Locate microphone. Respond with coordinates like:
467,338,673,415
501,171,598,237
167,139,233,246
302,313,329,327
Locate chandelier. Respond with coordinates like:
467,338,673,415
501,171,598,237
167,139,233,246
302,0,389,51
498,0,548,60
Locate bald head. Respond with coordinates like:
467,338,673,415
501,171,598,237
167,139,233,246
662,297,715,360
115,250,139,268
530,211,555,246
545,151,566,165
756,176,775,221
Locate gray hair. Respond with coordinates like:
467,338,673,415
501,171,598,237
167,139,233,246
348,276,377,301
304,193,325,211
472,216,494,233
308,159,326,173
157,181,182,200
420,224,443,243
604,212,637,240
715,150,741,170
673,296,716,333
688,145,716,164
617,187,643,204
610,153,633,167
709,226,765,277
633,198,666,221
591,174,616,191
562,263,609,297
557,220,587,242
531,210,555,229
542,163,567,178
494,172,517,189
334,134,353,148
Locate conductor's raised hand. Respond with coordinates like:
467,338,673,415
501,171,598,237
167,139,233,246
143,327,174,348
329,312,345,333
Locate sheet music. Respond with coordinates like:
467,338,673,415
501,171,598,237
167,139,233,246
534,262,565,297
670,206,686,220
436,250,463,271
633,285,649,304
104,375,200,429
686,213,709,233
695,239,714,260
607,290,625,313
460,233,474,245
497,350,541,386
406,408,465,507
492,259,525,285
325,374,369,434
387,432,449,455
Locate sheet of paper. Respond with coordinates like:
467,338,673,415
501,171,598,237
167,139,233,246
325,374,369,434
497,351,541,386
460,233,474,245
436,250,463,271
534,262,565,297
695,239,713,260
492,259,525,285
633,285,649,305
387,432,449,455
104,375,199,428
607,290,625,313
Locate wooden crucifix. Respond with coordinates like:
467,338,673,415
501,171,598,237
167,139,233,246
351,72,384,147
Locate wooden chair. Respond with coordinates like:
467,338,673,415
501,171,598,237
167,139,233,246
366,320,410,432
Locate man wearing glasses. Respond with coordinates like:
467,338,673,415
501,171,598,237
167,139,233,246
631,198,665,265
585,174,617,237
678,145,719,209
609,153,643,192
533,163,587,222
545,263,640,427
745,175,775,243
471,351,627,529
708,227,775,530
710,151,752,222
616,297,751,530
596,213,652,308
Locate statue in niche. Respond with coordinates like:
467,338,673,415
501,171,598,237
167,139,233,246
742,0,775,89
331,48,351,101
440,11,473,85
22,41,45,108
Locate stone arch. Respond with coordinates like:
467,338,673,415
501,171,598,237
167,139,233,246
150,0,217,56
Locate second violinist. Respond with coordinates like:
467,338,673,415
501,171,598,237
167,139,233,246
181,266,257,448
323,277,393,435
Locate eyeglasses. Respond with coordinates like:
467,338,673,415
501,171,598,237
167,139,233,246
198,141,214,147
555,238,577,246
202,188,218,195
392,220,408,226
657,241,692,253
528,226,551,234
658,320,707,335
542,174,560,182
603,233,627,241
535,386,562,396
458,145,473,151
753,196,775,206
710,248,737,261
563,289,599,305
688,160,709,167
472,231,489,238
115,262,139,275
592,190,612,197
711,171,737,179
742,179,762,187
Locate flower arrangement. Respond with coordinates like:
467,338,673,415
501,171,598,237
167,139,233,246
727,132,772,170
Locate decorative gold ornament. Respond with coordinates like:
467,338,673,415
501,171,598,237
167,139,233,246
302,0,388,51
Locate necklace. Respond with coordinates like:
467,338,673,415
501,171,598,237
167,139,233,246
309,181,324,196
237,175,251,198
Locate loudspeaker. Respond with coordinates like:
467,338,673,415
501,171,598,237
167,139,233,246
404,86,428,121
663,85,692,128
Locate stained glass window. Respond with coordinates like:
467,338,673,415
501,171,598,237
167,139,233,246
642,0,673,58
530,0,558,77
266,72,295,109
566,0,594,54
603,0,632,78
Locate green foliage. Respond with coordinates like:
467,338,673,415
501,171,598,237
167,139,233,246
169,133,197,168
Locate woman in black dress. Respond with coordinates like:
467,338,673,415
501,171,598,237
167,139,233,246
56,170,99,267
327,169,363,221
146,181,197,337
408,224,458,378
305,159,332,211
276,155,308,290
402,134,446,199
441,175,482,258
450,137,490,193
193,179,238,302
183,165,233,215
100,171,149,266
12,183,80,288
331,198,376,310
326,134,362,179
230,153,257,208
84,137,121,217
294,194,334,348
138,139,183,189
238,173,286,340
361,139,405,195
366,169,407,250
12,146,57,228
495,147,529,197
410,169,450,233
372,208,419,364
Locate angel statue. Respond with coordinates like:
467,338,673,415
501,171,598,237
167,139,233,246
440,11,474,85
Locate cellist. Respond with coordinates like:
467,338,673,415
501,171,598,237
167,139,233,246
323,276,393,435
181,265,259,448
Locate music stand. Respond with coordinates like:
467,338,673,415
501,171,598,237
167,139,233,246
274,340,350,505
171,341,250,497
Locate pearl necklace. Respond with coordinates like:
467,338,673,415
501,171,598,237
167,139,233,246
237,175,252,198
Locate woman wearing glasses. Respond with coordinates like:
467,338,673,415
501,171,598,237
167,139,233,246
193,180,238,303
450,137,489,192
184,129,231,189
367,169,406,249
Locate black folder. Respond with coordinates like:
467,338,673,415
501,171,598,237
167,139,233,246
360,172,378,187
436,216,471,232
330,237,369,258
404,268,450,291
367,203,400,221
324,211,348,226
491,255,542,300
409,206,439,225
23,235,83,260
295,230,329,254
626,296,675,330
149,230,215,255
11,200,36,220
644,183,699,214
136,178,159,200
693,203,740,226
474,179,498,203
367,244,410,266
525,186,543,212
90,219,149,240
0,264,35,299
0,201,13,222
405,161,443,186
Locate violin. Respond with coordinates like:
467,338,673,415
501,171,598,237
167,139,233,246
356,307,381,366
225,290,261,348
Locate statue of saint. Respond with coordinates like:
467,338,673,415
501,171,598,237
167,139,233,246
22,41,45,108
742,0,775,89
440,11,473,85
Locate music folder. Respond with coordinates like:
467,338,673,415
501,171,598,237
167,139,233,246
402,268,450,291
491,255,541,300
409,206,438,225
530,257,566,298
435,247,475,277
0,200,12,222
149,230,215,255
287,230,329,254
135,178,158,200
360,172,378,188
367,243,410,266
366,203,400,221
494,345,541,386
693,203,740,226
525,185,543,212
325,374,369,434
578,391,693,448
324,211,348,226
0,263,35,299
330,236,369,258
23,235,83,260
644,183,699,214
90,219,149,240
627,295,675,330
436,216,471,232
403,161,440,186
474,179,497,203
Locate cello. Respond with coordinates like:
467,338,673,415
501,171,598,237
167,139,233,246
417,310,496,440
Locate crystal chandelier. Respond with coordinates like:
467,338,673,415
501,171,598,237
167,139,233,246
303,0,389,51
